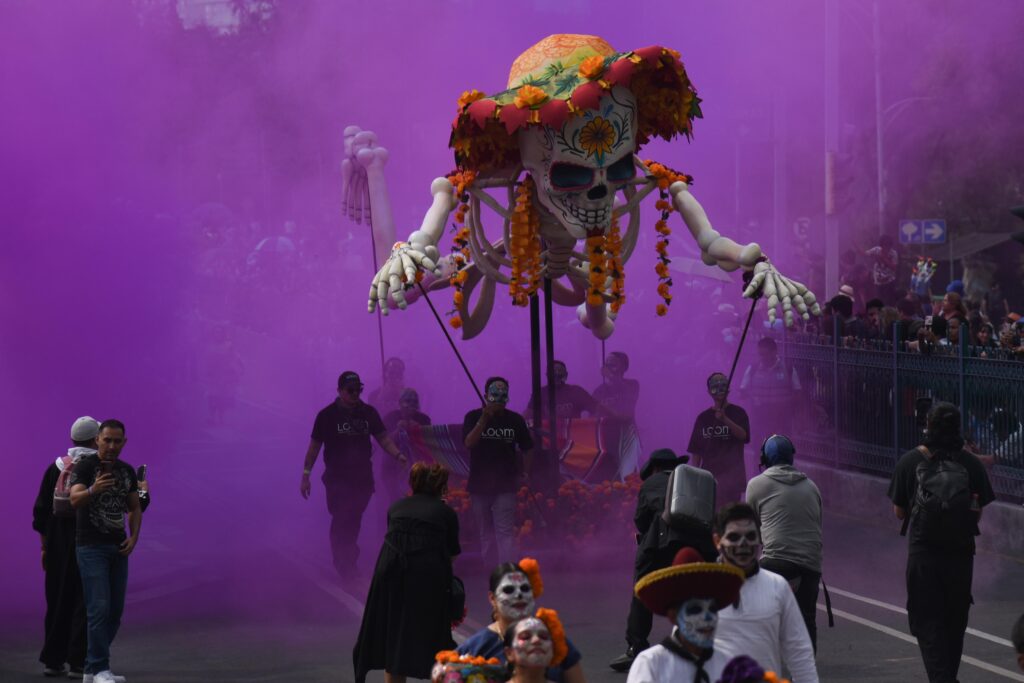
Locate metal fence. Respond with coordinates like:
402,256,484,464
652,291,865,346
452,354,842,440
772,324,1024,503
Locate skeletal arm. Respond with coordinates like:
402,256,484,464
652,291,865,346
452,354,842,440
670,181,821,325
367,178,455,314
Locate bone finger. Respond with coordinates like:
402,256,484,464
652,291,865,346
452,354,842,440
793,294,808,316
400,253,417,283
743,271,767,298
376,279,390,316
763,273,778,300
367,283,379,313
785,308,794,327
391,281,408,309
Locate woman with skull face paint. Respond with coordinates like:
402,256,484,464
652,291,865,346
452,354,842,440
503,610,568,683
711,504,818,683
628,547,744,683
457,560,586,683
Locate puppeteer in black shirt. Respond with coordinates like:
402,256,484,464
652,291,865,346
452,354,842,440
462,408,533,495
687,404,750,468
68,455,139,547
312,400,386,482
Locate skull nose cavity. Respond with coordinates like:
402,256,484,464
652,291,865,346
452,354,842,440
587,184,608,200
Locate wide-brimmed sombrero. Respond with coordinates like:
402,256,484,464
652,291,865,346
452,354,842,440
635,547,744,616
450,34,701,174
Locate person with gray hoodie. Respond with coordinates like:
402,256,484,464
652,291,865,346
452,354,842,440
745,434,823,651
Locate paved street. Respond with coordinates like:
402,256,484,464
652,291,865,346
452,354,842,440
3,498,1022,682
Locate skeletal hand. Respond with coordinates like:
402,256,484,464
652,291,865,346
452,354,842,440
341,127,381,224
743,260,821,326
367,241,442,315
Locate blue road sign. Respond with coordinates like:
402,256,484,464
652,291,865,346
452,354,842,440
922,219,947,244
899,220,923,244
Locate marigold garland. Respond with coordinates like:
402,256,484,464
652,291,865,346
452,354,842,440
535,608,569,667
644,160,692,317
605,216,625,313
509,176,542,306
586,234,606,307
517,557,544,598
445,169,478,328
434,651,501,667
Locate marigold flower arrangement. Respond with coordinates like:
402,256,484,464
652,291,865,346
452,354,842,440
446,169,478,328
644,160,692,317
517,557,544,598
509,177,542,306
535,608,569,666
435,651,502,667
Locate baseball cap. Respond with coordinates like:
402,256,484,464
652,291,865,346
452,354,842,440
338,371,363,388
70,416,100,442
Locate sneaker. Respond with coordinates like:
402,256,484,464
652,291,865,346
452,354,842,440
44,665,66,677
88,673,126,683
608,646,642,672
68,669,85,679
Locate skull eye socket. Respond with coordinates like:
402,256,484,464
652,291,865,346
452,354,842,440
606,154,636,183
550,162,595,191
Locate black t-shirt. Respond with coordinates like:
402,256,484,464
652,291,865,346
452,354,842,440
525,384,598,419
312,400,386,479
887,447,996,555
69,455,139,546
593,379,640,420
687,405,750,469
463,408,533,495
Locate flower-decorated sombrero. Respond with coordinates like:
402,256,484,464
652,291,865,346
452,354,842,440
450,34,701,173
634,547,744,616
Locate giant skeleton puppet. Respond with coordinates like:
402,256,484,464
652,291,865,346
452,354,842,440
355,35,820,339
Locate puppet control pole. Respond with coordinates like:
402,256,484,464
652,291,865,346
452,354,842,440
366,204,387,383
544,278,558,490
727,293,760,390
415,282,485,405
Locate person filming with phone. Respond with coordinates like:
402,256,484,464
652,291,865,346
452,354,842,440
69,419,142,683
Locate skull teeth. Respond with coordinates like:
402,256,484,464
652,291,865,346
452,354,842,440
567,203,608,225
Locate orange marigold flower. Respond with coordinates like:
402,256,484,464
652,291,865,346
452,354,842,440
415,271,425,282
657,283,671,298
587,293,604,306
449,316,462,329
578,55,606,80
656,304,668,316
518,557,544,598
655,200,671,212
453,291,464,306
514,84,548,109
655,262,669,278
457,89,486,110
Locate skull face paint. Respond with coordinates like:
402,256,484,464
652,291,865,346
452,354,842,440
494,571,535,621
509,617,554,668
518,86,638,240
717,519,762,572
486,381,510,406
675,598,718,649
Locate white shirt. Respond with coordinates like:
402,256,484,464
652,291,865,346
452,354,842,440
626,632,730,683
714,568,819,682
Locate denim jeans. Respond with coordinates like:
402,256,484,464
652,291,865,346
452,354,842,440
471,491,516,567
77,544,129,675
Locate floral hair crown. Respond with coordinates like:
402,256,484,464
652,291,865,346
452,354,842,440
535,608,568,667
518,557,543,598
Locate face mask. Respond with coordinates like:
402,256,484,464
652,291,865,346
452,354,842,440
718,519,761,571
510,617,553,668
708,378,729,397
675,598,717,649
486,383,509,405
494,571,535,621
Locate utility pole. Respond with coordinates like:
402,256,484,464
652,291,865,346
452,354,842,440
825,0,840,296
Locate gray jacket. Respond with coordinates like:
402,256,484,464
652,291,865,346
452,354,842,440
746,465,822,572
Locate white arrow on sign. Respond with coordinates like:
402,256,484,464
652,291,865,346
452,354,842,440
925,222,944,239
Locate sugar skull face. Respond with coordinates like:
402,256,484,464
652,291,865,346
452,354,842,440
717,519,761,571
508,617,553,668
675,598,717,649
494,571,535,621
518,86,638,240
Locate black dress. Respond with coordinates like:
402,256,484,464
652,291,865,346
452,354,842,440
354,493,461,682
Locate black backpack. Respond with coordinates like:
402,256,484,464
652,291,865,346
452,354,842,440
908,446,974,548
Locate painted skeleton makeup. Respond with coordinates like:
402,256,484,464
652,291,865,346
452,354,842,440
510,617,554,668
675,598,718,650
494,571,535,621
707,376,730,396
486,382,510,405
718,519,761,571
